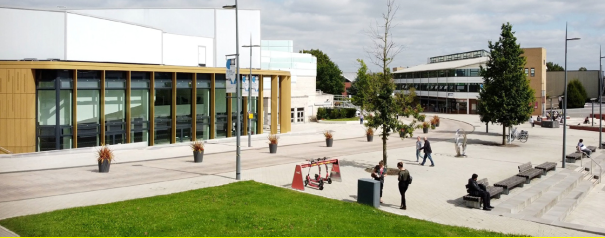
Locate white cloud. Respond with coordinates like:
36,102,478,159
0,0,604,72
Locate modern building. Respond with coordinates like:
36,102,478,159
342,72,357,96
393,48,547,115
0,7,298,154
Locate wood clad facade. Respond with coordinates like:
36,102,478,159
0,61,290,154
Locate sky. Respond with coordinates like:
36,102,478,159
2,0,605,73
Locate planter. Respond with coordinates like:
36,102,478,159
399,131,405,138
98,160,111,173
269,143,278,153
436,122,440,127
326,138,333,147
193,151,204,163
423,127,428,133
367,135,373,142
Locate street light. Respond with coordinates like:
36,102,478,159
223,1,242,180
562,22,581,169
591,98,597,126
243,38,260,147
599,45,605,149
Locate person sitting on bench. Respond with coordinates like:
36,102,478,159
584,117,590,124
577,139,592,158
467,174,494,211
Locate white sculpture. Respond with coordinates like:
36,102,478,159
455,129,467,157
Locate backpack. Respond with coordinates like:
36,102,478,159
408,175,413,185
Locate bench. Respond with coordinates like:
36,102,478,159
463,178,503,209
586,146,597,152
565,152,583,163
516,162,543,184
494,176,526,195
535,162,557,175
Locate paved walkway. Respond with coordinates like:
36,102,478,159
1,114,604,236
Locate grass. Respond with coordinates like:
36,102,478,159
323,117,360,121
0,181,522,237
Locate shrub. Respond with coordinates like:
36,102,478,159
566,79,587,109
190,140,205,152
267,134,279,144
422,122,430,129
323,130,333,139
96,144,114,163
365,127,374,136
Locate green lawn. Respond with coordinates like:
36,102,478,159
323,117,360,121
0,181,522,237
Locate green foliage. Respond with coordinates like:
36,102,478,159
578,67,587,71
546,62,564,71
0,181,520,237
479,23,535,145
350,59,372,107
300,49,345,95
316,108,356,120
566,79,588,108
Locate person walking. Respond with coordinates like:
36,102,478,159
467,174,494,211
397,162,411,210
529,116,534,127
360,113,364,125
418,137,434,167
371,160,386,203
415,136,423,162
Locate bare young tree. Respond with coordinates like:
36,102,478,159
366,0,403,76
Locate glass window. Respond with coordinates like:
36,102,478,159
525,68,529,76
196,74,211,140
131,72,151,88
470,69,480,77
176,73,193,143
429,71,438,78
469,83,480,93
154,72,173,145
130,72,150,144
105,71,127,89
530,68,535,77
456,69,466,77
105,71,126,145
76,70,101,148
215,74,228,139
36,70,73,151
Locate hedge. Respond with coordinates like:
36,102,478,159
317,108,357,120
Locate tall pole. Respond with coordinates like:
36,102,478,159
600,45,603,148
235,0,241,180
562,22,568,169
248,35,252,147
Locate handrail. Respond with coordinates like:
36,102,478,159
0,146,12,154
588,157,602,184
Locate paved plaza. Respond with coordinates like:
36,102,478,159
1,114,605,237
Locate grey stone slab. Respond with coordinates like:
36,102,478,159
0,225,18,237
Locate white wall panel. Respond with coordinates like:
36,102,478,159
215,10,261,69
163,33,214,67
70,9,215,38
0,8,65,60
66,13,162,64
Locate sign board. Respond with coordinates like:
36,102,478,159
226,59,237,93
242,75,259,97
249,113,253,119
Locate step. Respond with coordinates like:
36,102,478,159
492,170,572,214
541,180,593,222
516,171,583,218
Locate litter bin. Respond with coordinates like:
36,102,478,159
357,178,380,208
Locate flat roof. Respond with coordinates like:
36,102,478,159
394,57,488,73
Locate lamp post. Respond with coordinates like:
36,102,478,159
223,1,241,180
243,38,260,147
599,45,605,149
591,98,596,125
562,22,581,169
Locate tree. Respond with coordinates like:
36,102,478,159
566,79,588,108
478,23,535,145
579,67,587,71
546,62,564,71
349,59,372,106
361,0,424,166
300,49,345,95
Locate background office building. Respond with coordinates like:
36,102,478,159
393,48,547,115
0,7,301,154
546,70,604,102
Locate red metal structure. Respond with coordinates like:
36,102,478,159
292,158,341,191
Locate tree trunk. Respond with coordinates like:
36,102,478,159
486,122,488,133
501,125,504,145
382,125,388,166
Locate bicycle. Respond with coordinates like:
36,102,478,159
517,130,528,143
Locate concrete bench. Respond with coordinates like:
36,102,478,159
565,152,583,163
586,146,597,152
516,162,543,184
463,178,503,209
535,162,557,175
494,176,526,195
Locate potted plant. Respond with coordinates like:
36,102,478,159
96,144,114,173
190,140,205,163
365,127,374,142
422,122,430,134
433,115,440,127
324,130,334,147
268,134,279,153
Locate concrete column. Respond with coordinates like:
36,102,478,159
271,75,278,134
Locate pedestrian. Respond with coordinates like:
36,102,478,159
415,136,423,162
360,113,364,125
371,160,386,203
577,139,592,158
397,162,411,210
418,137,434,167
529,116,534,127
467,174,494,211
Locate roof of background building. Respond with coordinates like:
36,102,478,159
342,72,357,82
394,57,488,73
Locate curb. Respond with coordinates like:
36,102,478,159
0,225,19,237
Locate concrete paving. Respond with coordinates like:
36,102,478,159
1,113,605,236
